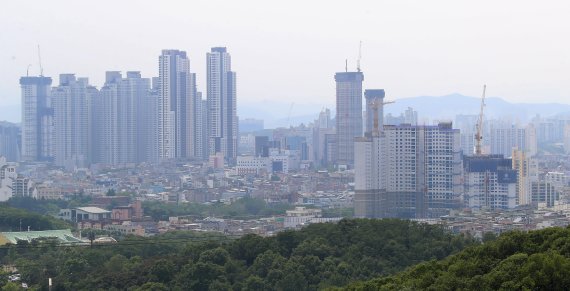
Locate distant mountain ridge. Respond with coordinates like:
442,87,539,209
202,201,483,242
384,93,570,123
238,94,570,128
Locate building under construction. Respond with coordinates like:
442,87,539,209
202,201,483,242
464,154,518,210
354,121,463,219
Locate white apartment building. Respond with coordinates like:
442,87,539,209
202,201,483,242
51,74,95,169
93,71,152,165
0,156,36,201
284,207,322,228
207,47,237,163
158,50,197,160
236,156,271,175
0,156,17,201
354,122,462,218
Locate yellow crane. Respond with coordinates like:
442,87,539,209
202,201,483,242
474,85,486,155
370,98,395,136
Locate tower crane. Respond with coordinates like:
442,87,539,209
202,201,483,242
287,102,295,128
37,45,44,76
474,85,486,156
370,98,395,136
357,41,362,72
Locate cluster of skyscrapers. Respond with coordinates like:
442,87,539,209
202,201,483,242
19,47,237,169
334,69,463,218
12,48,570,217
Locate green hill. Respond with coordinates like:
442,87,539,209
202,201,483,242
344,227,570,291
0,205,70,232
0,219,475,290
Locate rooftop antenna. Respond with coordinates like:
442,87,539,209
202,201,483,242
345,59,348,72
357,41,362,72
26,64,31,77
37,45,44,76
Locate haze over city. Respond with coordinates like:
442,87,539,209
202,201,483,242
2,0,570,124
4,1,570,290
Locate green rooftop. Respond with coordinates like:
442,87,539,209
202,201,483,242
0,229,86,245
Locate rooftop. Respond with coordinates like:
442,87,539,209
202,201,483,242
0,229,84,245
77,207,111,214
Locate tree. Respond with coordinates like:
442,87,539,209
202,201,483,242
1,282,21,291
199,247,230,266
105,254,128,273
230,234,273,265
149,259,176,283
133,282,168,291
276,271,308,291
243,276,270,291
250,250,286,278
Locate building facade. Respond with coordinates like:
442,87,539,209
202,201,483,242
158,50,196,161
20,76,53,162
335,72,364,168
464,155,518,211
51,74,96,169
355,121,462,218
0,122,20,162
364,89,385,134
207,47,238,163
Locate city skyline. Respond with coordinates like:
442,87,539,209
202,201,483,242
2,0,570,123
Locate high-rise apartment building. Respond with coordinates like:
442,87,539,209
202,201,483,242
464,155,518,210
364,89,385,134
355,114,462,218
354,133,386,218
0,122,21,162
20,76,53,162
93,71,151,165
207,47,237,163
385,123,462,218
455,114,478,155
488,121,527,158
0,156,17,201
158,50,196,160
51,74,96,169
512,149,537,206
335,72,364,168
139,79,160,163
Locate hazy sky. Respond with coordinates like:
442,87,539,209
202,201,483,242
1,0,570,121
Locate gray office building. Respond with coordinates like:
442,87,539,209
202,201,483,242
335,71,364,168
20,76,53,162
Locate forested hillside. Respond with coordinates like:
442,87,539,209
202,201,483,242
0,205,70,232
0,219,475,290
345,227,570,291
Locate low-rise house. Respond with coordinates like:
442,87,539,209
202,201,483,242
59,207,111,222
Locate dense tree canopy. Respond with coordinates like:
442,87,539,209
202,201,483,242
0,205,70,232
0,219,474,290
3,195,91,216
344,226,570,291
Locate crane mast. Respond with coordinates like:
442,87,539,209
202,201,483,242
474,85,486,155
369,99,394,136
357,41,362,72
